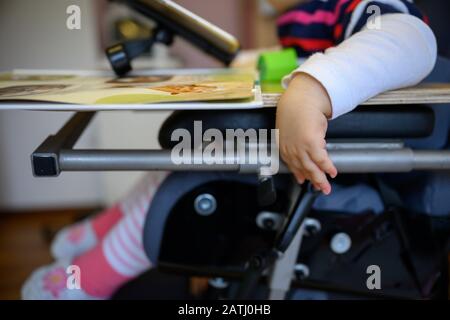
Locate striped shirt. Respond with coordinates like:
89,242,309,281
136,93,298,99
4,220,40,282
277,0,426,57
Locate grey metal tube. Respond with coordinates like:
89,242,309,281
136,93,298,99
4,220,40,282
413,151,450,170
58,148,450,173
330,149,415,172
60,150,242,171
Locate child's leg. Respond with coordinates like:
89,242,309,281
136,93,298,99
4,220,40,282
74,198,151,298
51,172,168,260
22,179,159,300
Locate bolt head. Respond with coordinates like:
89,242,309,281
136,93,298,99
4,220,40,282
330,232,352,254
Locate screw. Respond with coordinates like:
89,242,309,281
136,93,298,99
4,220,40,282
194,194,217,216
330,232,352,254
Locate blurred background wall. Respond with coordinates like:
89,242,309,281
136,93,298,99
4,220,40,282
0,0,103,210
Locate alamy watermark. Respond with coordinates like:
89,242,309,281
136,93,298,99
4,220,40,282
366,265,381,290
66,265,81,290
366,5,382,30
66,5,81,30
170,121,280,175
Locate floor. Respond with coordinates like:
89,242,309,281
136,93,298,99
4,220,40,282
0,208,98,300
0,209,448,300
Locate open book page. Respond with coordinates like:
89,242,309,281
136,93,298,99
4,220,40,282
0,69,257,106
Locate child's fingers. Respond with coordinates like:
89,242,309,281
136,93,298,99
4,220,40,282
291,167,306,184
298,151,331,195
282,148,306,184
281,144,331,193
289,157,306,184
309,148,338,179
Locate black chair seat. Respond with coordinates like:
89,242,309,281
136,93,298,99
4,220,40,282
158,105,435,149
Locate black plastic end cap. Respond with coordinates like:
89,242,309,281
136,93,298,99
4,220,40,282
32,155,59,177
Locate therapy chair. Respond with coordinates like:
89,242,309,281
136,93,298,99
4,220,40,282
140,101,450,300
31,0,450,300
136,58,450,300
31,97,450,299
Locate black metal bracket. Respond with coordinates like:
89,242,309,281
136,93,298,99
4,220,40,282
106,26,174,77
235,182,320,299
31,112,96,177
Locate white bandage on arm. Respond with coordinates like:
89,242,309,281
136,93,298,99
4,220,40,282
282,14,438,119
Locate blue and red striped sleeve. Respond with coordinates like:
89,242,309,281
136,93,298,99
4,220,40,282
277,0,427,58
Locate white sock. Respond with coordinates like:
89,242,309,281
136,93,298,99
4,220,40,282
50,220,98,261
21,259,101,300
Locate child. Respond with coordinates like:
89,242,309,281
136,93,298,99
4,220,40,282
22,0,437,299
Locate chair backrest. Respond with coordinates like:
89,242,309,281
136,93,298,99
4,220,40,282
158,105,435,149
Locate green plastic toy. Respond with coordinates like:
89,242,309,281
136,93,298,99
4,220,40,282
257,48,299,83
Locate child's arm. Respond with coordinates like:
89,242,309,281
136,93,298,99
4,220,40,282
277,13,437,194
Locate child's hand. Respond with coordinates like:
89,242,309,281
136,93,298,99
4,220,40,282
276,73,337,195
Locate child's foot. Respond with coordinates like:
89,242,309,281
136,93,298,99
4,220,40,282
21,259,100,300
50,219,98,261
51,204,124,260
